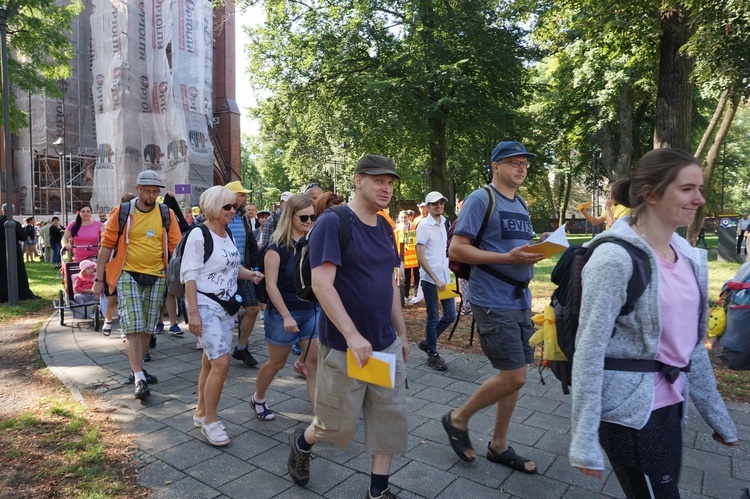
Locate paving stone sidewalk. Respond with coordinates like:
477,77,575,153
39,315,750,499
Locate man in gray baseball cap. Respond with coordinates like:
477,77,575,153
136,170,167,188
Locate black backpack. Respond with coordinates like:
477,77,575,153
117,199,171,236
255,243,291,304
547,238,651,394
294,205,352,302
166,224,233,298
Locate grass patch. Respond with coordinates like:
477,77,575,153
0,396,136,498
0,261,60,323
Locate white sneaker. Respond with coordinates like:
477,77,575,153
201,421,230,446
193,413,225,429
408,297,423,305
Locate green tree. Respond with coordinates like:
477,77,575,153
0,0,81,131
244,0,533,211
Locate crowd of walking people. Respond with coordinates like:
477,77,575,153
5,141,744,499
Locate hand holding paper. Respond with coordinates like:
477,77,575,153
526,224,569,259
346,349,396,388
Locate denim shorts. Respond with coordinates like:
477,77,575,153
263,306,320,347
472,305,534,370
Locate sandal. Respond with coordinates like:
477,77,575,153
442,412,475,462
293,359,308,379
102,321,113,336
486,444,537,474
251,395,276,421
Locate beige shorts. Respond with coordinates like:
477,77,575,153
310,339,408,455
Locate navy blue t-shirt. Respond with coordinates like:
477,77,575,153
309,206,400,352
266,241,315,312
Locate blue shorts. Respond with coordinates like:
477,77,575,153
264,306,320,347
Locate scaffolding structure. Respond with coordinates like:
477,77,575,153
32,148,96,217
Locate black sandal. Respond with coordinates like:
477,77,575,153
442,412,475,462
251,396,276,421
487,444,537,474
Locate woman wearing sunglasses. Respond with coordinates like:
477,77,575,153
181,186,263,446
251,194,321,421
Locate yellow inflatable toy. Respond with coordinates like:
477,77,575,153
529,305,567,361
577,201,592,211
708,306,726,338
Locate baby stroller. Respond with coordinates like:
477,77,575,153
53,259,101,330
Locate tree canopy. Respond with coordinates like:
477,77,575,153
241,0,750,226
0,0,81,131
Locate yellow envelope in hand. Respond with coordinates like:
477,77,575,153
346,349,396,389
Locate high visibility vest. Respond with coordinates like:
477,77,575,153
396,224,419,269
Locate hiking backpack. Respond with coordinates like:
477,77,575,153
715,261,750,370
166,224,233,298
254,243,291,304
117,198,171,236
546,238,651,394
447,185,530,297
294,205,353,302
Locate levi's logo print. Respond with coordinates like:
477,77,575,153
499,212,533,241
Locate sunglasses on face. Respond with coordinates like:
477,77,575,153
304,182,321,193
298,214,317,223
221,203,238,211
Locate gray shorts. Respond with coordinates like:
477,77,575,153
472,306,534,370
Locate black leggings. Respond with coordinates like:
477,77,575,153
599,403,683,499
403,266,420,298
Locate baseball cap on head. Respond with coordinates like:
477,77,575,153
425,191,448,204
136,170,166,188
225,180,252,193
354,155,400,180
491,141,536,163
417,202,427,207
280,191,293,202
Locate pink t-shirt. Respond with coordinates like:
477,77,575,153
653,248,699,410
66,220,102,262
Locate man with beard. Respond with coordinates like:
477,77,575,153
93,171,181,399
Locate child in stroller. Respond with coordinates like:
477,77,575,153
73,260,98,317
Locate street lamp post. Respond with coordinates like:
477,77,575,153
1,6,19,305
53,138,67,224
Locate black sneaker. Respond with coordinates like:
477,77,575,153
134,380,150,399
128,370,158,384
232,346,259,367
288,429,311,486
426,355,447,371
144,349,152,362
418,340,428,353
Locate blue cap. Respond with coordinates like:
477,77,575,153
491,141,536,162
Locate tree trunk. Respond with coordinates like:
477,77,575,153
615,83,635,179
428,113,451,211
653,6,695,152
560,171,572,226
597,122,617,181
694,87,729,161
687,91,741,243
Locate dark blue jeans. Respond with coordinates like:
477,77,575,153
421,280,457,357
